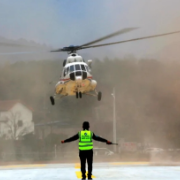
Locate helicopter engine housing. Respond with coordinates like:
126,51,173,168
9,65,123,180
67,54,83,64
87,59,92,69
90,80,97,90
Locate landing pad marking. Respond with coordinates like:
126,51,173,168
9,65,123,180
75,171,96,179
75,163,80,169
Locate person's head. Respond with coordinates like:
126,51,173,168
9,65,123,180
82,121,90,130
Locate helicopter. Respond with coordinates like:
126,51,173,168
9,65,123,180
50,52,100,105
0,27,180,106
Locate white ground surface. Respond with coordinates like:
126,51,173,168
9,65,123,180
0,163,180,180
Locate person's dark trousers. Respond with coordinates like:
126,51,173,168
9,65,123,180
79,149,93,179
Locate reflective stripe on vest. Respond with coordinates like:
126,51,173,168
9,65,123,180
79,130,93,150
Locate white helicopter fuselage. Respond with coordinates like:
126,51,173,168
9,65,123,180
55,60,97,96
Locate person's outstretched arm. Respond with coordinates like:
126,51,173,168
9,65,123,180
92,133,112,144
61,133,79,143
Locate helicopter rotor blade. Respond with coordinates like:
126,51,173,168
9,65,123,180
79,27,138,47
79,30,180,50
50,28,138,53
0,52,38,55
50,48,63,52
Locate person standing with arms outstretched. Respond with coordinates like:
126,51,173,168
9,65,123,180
61,121,112,180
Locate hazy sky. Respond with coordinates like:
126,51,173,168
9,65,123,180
0,0,180,59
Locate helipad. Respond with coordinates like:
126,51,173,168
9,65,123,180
0,162,180,180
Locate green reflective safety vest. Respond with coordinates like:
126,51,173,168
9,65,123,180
79,130,93,150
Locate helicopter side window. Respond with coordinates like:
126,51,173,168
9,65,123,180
75,64,80,71
85,65,90,72
63,59,66,67
70,65,75,72
64,68,67,76
81,65,86,71
67,67,69,74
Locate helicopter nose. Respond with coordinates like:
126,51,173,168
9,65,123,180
75,76,83,86
75,76,82,83
70,71,87,81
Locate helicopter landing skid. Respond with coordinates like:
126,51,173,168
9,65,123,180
84,92,97,97
50,96,55,105
85,90,102,101
76,91,82,99
50,94,67,105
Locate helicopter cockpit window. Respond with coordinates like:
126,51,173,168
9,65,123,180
75,64,80,71
70,65,75,72
85,65,90,72
81,64,86,71
64,68,67,76
67,67,69,74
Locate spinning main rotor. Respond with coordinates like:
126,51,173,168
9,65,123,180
50,28,180,54
1,27,180,54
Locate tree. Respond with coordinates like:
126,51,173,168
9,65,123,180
0,111,30,140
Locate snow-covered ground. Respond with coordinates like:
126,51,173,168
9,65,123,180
0,163,180,180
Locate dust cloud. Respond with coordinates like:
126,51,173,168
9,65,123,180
0,54,180,164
